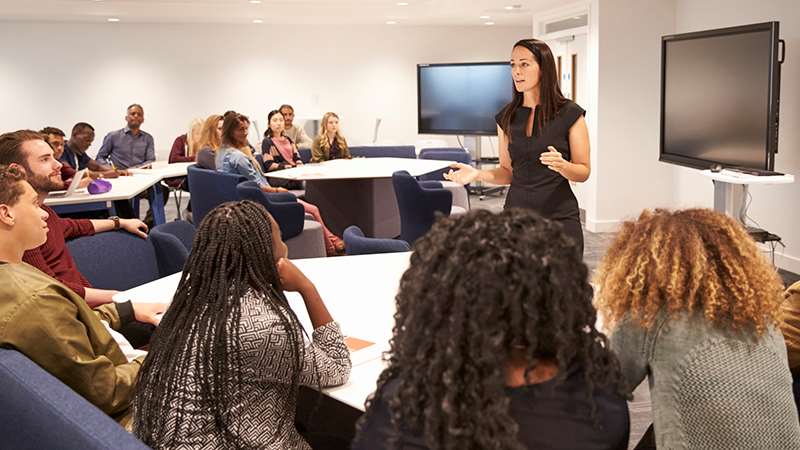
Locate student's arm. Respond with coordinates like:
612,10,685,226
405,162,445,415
540,116,590,182
145,134,155,162
90,218,148,238
95,133,113,164
311,138,325,163
608,319,649,394
23,248,90,299
445,124,513,185
83,287,118,307
6,290,145,416
168,135,194,163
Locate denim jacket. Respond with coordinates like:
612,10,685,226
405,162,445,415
215,146,270,187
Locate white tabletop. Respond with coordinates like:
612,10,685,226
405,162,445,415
44,172,162,206
128,161,193,180
266,157,453,181
114,251,411,411
700,169,794,185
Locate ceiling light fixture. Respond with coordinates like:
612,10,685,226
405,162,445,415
107,17,120,22
386,20,398,25
484,21,495,25
252,18,263,23
249,0,262,3
480,15,490,19
396,2,409,5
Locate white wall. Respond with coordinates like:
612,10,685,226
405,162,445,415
0,22,528,160
672,0,800,272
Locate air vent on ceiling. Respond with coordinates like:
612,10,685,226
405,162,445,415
544,14,588,34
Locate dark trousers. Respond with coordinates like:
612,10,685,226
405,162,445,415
295,386,362,449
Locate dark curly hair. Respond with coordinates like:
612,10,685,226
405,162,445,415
357,208,626,449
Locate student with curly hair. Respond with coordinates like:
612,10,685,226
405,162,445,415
595,208,800,449
354,208,630,450
132,200,351,449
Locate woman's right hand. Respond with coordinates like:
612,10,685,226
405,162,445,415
444,162,480,185
277,257,314,294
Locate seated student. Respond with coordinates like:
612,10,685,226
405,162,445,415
133,200,351,448
41,126,83,186
595,208,800,449
216,113,344,255
311,112,352,163
781,281,800,377
61,122,121,179
0,163,164,427
194,114,223,170
261,109,304,190
0,130,149,310
354,209,630,450
279,104,313,148
168,118,203,164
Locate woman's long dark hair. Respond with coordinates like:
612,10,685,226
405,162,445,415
356,209,627,450
221,112,249,148
132,201,309,448
498,39,567,142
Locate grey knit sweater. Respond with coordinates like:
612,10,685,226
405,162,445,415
610,311,800,449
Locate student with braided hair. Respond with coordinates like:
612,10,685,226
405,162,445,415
132,200,351,449
354,209,630,450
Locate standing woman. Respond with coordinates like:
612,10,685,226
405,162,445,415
446,39,590,256
311,112,352,163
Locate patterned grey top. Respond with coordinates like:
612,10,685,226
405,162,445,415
610,311,800,449
141,290,351,449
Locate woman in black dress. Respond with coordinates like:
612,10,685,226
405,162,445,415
446,38,590,256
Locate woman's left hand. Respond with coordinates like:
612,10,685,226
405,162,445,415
540,146,569,174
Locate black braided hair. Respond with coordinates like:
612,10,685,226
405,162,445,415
356,208,627,450
132,200,311,449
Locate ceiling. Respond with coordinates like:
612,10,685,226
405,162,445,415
0,0,558,25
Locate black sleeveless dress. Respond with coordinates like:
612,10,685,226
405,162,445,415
496,100,585,256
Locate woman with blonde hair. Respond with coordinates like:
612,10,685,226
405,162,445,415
311,112,351,162
595,208,800,449
195,114,223,170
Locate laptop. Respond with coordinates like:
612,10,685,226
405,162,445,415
48,169,88,198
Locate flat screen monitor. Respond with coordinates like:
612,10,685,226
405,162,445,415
660,22,782,171
418,62,513,135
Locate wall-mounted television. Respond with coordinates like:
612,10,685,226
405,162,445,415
660,21,783,172
417,62,513,135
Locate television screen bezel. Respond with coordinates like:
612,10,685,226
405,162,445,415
659,21,781,171
417,61,511,136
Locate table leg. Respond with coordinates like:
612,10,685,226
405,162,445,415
304,179,400,238
149,184,166,226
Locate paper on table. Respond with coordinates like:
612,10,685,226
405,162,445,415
345,336,384,366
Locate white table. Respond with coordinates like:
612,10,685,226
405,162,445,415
44,162,193,225
113,251,411,411
267,158,452,238
700,169,794,222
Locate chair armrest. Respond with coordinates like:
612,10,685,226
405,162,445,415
264,197,304,239
419,180,443,190
266,191,298,203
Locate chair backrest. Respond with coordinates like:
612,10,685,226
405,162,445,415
297,148,312,163
236,181,305,240
186,165,246,226
150,220,196,276
350,145,416,159
0,349,149,450
67,231,160,291
343,225,410,255
418,148,472,181
392,170,452,244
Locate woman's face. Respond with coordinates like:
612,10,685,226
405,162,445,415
233,121,248,145
325,116,339,135
269,113,285,135
511,46,541,93
190,124,202,143
216,119,223,139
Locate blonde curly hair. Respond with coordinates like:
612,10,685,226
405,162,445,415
594,208,783,334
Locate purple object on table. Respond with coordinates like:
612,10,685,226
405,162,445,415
87,179,112,194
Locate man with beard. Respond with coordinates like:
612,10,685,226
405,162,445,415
0,130,155,346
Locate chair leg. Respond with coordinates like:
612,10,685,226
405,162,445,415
172,189,183,221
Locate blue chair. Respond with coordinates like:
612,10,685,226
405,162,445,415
418,147,472,181
343,225,410,255
392,170,455,244
350,145,416,159
150,220,196,276
187,165,246,226
0,349,149,450
298,148,312,163
67,231,160,290
236,181,327,259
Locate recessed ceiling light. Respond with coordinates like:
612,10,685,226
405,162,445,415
504,5,514,10
484,21,495,25
386,20,398,25
572,15,581,19
396,1,409,5
479,15,490,19
107,17,120,22
252,19,263,23
249,0,262,3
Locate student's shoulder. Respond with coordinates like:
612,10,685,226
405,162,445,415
0,264,77,309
